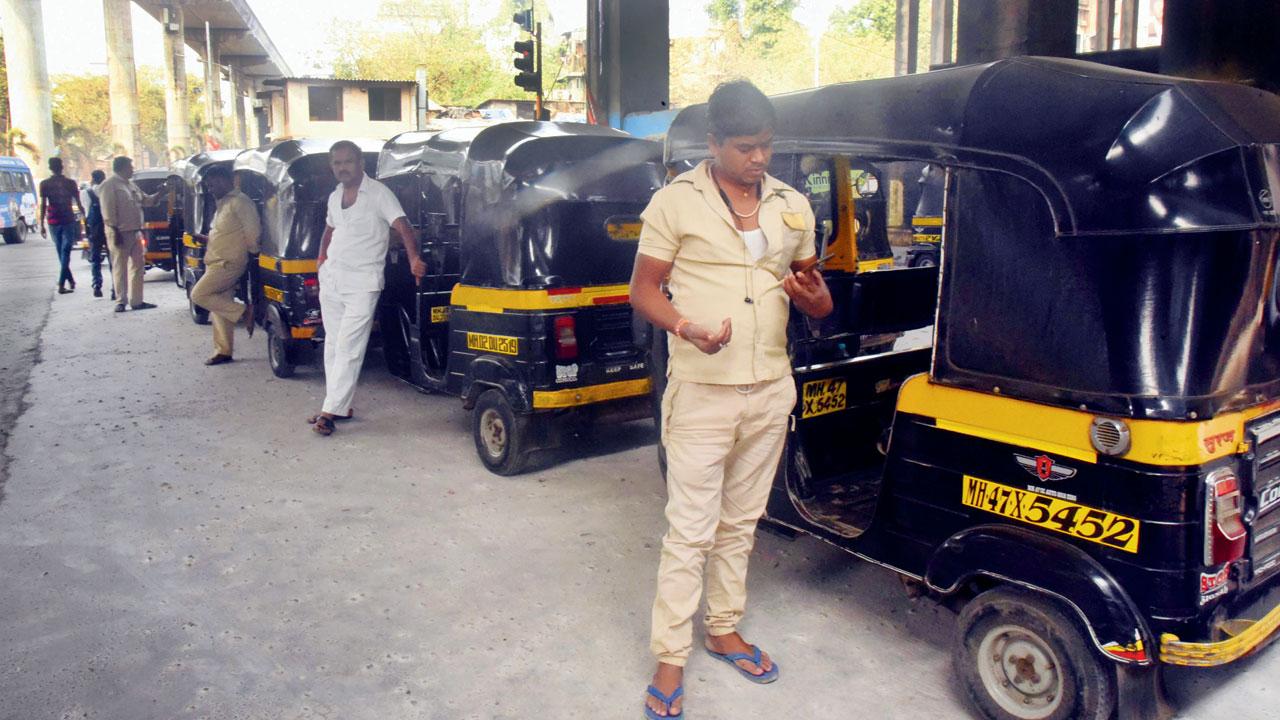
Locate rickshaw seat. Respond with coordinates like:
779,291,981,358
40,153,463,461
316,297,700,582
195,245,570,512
842,266,938,335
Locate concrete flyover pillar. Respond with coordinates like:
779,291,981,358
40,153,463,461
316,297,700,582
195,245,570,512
202,24,223,143
103,0,143,160
229,69,247,148
0,0,56,176
161,2,191,158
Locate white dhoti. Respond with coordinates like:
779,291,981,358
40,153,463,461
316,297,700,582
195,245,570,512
318,263,380,416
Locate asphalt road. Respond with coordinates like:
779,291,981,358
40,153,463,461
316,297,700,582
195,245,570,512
0,238,1276,719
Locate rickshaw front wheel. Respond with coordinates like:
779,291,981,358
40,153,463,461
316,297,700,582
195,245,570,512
473,389,531,476
267,322,297,379
955,587,1115,720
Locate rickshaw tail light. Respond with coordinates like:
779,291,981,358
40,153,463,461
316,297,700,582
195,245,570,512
1205,470,1248,566
553,315,578,361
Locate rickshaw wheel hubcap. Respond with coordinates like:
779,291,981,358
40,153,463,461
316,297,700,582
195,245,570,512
976,624,1063,719
480,409,507,458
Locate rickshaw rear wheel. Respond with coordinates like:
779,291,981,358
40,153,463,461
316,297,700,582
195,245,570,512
186,283,210,325
1,227,22,244
955,587,1115,720
473,388,531,476
173,247,185,288
267,322,297,379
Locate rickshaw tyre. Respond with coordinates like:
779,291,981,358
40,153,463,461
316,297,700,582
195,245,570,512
2,227,22,244
267,322,297,379
186,283,210,325
954,586,1116,720
472,389,532,476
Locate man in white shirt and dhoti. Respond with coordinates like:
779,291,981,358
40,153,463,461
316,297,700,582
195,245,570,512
310,140,426,436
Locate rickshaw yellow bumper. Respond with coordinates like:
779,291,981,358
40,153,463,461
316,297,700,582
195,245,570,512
1160,600,1280,667
532,378,650,409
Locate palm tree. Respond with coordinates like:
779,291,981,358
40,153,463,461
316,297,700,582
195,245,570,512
3,128,41,162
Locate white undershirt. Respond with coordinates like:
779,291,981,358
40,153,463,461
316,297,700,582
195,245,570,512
740,228,766,261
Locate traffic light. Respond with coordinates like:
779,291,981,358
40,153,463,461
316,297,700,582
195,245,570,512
513,39,539,92
513,8,534,33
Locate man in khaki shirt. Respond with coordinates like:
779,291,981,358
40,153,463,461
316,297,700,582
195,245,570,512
630,80,832,719
189,165,261,365
99,156,164,312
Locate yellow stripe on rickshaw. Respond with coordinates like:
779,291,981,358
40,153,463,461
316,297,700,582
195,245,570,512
182,233,202,249
452,283,631,313
532,378,651,409
913,216,943,227
1161,600,1280,666
258,256,318,274
898,374,1280,467
856,257,894,273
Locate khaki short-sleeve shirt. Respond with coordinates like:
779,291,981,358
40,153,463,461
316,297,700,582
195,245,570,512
204,190,261,267
638,160,816,385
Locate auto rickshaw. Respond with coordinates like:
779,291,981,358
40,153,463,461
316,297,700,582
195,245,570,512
376,123,664,474
131,168,178,273
171,149,244,324
906,163,944,267
234,138,382,378
658,57,1280,720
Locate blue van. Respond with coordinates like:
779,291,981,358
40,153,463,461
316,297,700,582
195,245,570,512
0,156,37,244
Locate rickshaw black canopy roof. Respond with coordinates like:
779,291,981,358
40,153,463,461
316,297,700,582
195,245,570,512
379,122,665,289
172,148,245,186
667,56,1280,237
234,138,384,189
378,122,653,181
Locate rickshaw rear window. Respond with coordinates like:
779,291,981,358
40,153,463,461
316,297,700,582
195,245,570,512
937,168,1280,417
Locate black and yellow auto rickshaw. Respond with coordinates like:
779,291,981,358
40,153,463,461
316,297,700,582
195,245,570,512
170,149,244,324
376,123,664,474
660,57,1280,720
132,168,178,273
906,163,944,267
234,139,382,378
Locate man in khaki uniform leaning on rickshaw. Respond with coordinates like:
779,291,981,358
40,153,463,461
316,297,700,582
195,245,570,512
190,164,260,366
630,80,834,719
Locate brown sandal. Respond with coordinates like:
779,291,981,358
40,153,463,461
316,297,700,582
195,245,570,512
306,410,354,424
312,416,335,436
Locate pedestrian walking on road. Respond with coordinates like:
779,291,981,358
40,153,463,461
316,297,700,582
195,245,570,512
629,80,834,720
309,140,425,436
83,169,112,299
38,157,84,295
99,156,164,313
189,165,260,366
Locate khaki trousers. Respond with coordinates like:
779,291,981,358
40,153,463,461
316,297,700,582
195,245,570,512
106,227,145,307
190,261,247,357
650,374,796,666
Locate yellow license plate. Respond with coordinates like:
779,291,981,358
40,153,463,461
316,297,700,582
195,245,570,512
962,476,1141,553
801,378,847,418
430,306,450,323
263,285,285,303
466,332,519,356
605,219,642,241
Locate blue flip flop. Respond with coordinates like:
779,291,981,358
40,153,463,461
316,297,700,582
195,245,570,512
644,684,684,719
705,645,779,684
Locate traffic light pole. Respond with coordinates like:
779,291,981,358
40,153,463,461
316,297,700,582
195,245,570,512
535,21,544,120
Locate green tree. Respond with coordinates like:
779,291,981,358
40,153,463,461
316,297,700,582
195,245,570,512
330,0,528,107
832,0,898,42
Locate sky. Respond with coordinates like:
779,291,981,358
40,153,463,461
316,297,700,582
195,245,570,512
31,0,857,78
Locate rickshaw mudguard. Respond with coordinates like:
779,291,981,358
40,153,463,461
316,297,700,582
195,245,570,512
462,357,532,413
927,524,1155,666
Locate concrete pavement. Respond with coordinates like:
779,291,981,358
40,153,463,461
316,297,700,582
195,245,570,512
0,241,1276,719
